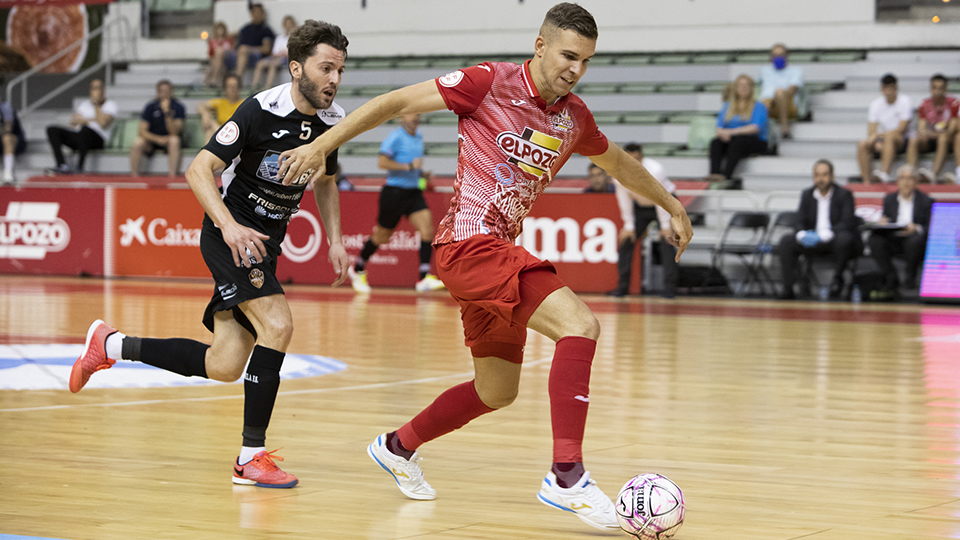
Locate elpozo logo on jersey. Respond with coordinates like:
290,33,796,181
0,202,70,260
496,128,562,177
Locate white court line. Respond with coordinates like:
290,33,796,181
0,357,553,413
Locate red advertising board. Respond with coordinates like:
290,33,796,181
0,187,104,276
0,185,625,293
112,189,208,278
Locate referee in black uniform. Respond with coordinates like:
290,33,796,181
70,20,351,488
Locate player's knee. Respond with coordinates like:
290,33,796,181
260,319,294,348
477,384,518,409
568,312,601,340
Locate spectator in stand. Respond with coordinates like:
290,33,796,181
869,165,933,294
203,21,234,88
46,78,118,174
233,4,275,81
129,80,185,177
251,15,296,90
856,73,912,184
198,73,244,142
708,74,768,183
759,43,803,140
0,100,26,184
608,143,679,298
906,73,959,184
583,162,614,193
778,159,862,300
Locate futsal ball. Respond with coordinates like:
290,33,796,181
615,473,685,539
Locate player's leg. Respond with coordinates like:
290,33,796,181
350,187,402,292
408,207,444,291
229,294,299,488
526,284,618,530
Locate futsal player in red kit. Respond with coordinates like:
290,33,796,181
277,3,693,530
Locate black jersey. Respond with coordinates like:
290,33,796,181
202,82,342,251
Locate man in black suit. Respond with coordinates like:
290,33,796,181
779,159,863,299
869,165,933,291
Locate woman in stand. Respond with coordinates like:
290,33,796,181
708,74,769,182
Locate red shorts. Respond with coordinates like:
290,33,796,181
436,234,566,363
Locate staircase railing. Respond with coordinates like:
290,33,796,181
5,14,138,116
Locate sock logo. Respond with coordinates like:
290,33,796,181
574,395,590,403
244,373,259,383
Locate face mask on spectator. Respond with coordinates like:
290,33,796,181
772,56,787,70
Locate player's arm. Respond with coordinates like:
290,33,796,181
590,144,692,260
611,180,637,244
311,173,350,287
378,154,416,171
277,80,447,185
185,149,269,268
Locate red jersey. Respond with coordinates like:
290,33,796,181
918,96,959,132
433,60,609,245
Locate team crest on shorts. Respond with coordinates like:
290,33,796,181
249,268,264,289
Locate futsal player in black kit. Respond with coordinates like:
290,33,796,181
68,20,352,488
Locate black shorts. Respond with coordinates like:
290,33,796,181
200,218,284,336
377,185,428,229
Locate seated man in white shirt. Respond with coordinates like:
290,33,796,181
869,165,933,291
759,43,803,139
856,74,913,184
608,143,679,298
778,159,863,300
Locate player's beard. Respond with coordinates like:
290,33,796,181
297,72,335,110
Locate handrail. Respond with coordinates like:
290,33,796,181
6,14,138,116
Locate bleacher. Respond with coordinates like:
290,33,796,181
12,47,960,283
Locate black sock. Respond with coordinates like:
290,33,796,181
355,239,378,272
386,430,414,460
552,462,585,489
418,241,432,280
134,337,208,378
242,345,285,447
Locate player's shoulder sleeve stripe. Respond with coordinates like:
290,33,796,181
254,83,296,117
318,101,345,126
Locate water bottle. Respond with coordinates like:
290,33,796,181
851,284,862,304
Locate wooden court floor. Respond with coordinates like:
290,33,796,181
3,275,960,540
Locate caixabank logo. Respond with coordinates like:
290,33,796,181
0,202,70,259
496,128,561,177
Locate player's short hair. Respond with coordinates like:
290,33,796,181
541,3,598,40
249,3,264,12
881,73,898,86
623,142,643,154
287,20,349,64
813,158,834,176
931,73,948,86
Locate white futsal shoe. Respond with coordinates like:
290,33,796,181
367,433,436,500
537,471,619,531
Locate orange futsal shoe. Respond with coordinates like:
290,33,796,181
232,449,299,488
68,319,117,393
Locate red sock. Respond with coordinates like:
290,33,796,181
549,336,596,463
397,380,495,451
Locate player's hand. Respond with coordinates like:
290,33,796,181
668,211,693,262
277,139,327,186
618,228,636,244
221,221,270,268
412,157,424,171
327,241,350,287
